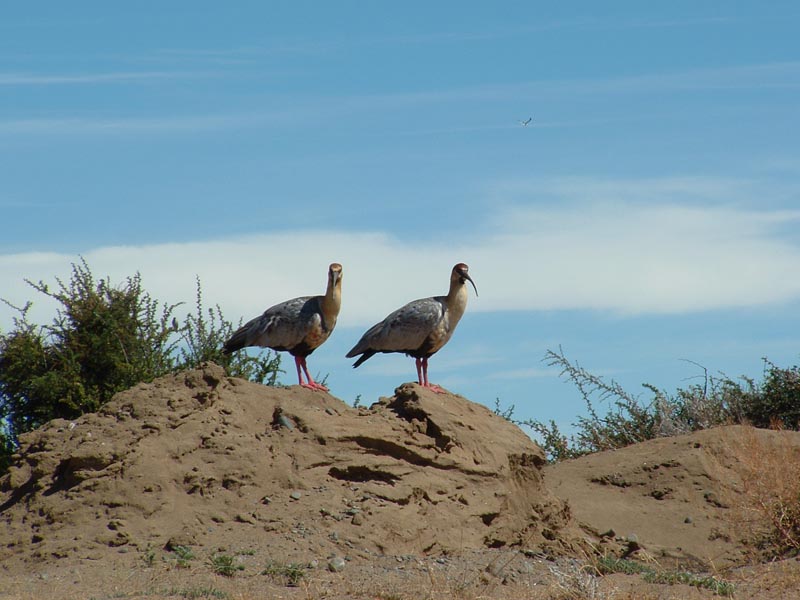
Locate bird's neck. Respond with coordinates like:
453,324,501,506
446,280,469,321
320,283,342,326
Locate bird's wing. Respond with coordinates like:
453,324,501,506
348,297,445,355
237,296,318,350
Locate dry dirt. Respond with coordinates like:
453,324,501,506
1,363,799,599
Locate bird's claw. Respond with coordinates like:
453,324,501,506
421,383,446,394
301,382,329,392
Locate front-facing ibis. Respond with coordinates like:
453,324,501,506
223,263,342,391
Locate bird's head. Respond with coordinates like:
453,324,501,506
328,263,343,288
453,263,478,296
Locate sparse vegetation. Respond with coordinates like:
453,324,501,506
141,545,157,568
262,560,308,587
0,259,282,472
726,425,800,559
209,553,243,577
165,588,228,599
596,556,735,597
548,560,605,600
507,346,800,462
170,545,195,568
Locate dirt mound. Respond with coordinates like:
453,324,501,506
5,365,800,599
546,425,800,570
0,363,577,571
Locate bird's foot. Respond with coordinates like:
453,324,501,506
301,382,329,392
422,383,446,394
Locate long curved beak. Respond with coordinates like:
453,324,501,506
464,272,478,297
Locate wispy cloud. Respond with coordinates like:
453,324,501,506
0,70,207,86
3,178,800,332
332,61,800,112
0,113,284,136
2,58,796,141
335,15,741,48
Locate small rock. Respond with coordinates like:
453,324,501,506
600,529,616,539
328,556,346,572
290,491,302,501
684,516,693,524
351,513,364,526
623,533,641,556
235,513,257,524
486,561,505,577
277,415,295,430
165,532,197,551
325,407,337,416
703,491,728,508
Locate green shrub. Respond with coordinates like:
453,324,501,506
0,259,281,471
744,360,800,429
177,276,282,385
0,259,180,439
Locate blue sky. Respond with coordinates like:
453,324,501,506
2,2,800,438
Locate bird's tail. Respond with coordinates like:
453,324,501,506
222,328,248,354
350,350,376,369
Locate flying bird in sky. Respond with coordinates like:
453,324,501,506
223,263,343,391
519,117,532,126
346,263,478,393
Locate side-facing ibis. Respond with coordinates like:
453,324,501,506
346,263,477,393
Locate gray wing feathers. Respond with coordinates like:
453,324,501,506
233,296,318,351
348,297,445,355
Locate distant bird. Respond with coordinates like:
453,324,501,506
346,263,478,393
519,117,532,126
223,263,343,391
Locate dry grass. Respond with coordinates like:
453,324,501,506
723,425,800,559
729,558,800,600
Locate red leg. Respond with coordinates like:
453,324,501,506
296,356,328,392
418,357,445,393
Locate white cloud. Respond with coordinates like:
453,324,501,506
3,184,800,333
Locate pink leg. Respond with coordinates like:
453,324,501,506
295,356,328,392
417,357,445,393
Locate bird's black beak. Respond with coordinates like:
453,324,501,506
329,264,343,287
462,272,478,297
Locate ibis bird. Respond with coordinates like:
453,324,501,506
223,263,342,391
346,263,477,393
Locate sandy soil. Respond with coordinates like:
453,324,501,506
1,363,799,599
